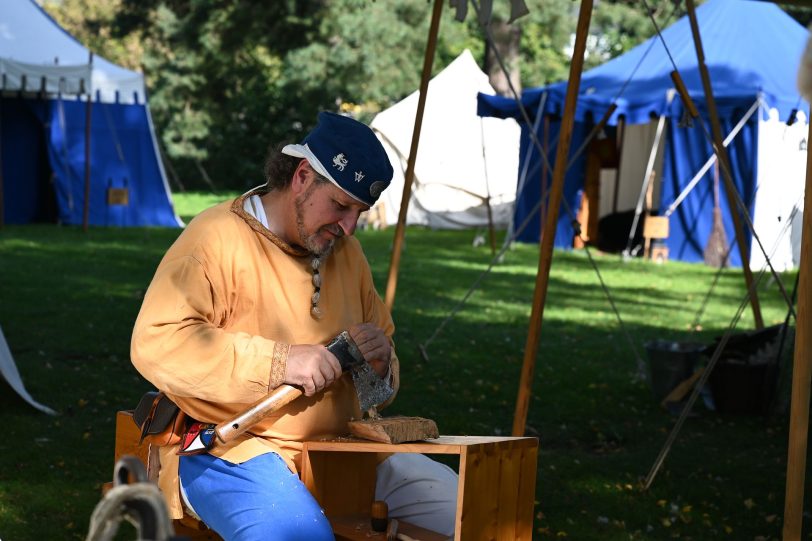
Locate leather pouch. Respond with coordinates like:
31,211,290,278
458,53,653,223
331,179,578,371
132,391,187,447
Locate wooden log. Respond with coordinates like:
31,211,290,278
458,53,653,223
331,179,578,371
348,416,439,444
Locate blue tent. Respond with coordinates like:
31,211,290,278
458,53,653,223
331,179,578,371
478,0,808,265
0,0,182,227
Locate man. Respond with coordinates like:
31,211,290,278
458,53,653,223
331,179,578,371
131,112,457,541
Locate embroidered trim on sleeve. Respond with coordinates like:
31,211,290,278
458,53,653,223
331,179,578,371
270,342,290,389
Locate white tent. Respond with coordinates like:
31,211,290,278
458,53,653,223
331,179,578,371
0,325,55,415
0,0,144,103
370,49,521,229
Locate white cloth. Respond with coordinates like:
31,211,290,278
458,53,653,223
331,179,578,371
375,453,458,537
242,193,269,228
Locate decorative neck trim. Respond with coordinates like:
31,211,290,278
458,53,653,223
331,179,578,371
230,187,309,258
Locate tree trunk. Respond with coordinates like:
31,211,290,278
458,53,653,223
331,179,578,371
485,19,521,97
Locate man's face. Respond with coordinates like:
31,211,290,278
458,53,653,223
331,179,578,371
294,173,369,257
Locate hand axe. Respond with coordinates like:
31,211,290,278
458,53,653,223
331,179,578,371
213,331,393,445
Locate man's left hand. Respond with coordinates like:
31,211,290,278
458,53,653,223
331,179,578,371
349,323,391,379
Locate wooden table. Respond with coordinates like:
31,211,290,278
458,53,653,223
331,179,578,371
301,436,539,541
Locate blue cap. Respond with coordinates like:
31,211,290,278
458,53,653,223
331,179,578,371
281,112,393,206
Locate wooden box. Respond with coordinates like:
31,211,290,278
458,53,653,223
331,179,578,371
107,187,130,206
301,436,539,541
643,215,669,239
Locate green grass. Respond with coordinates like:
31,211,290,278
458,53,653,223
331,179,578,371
0,192,806,540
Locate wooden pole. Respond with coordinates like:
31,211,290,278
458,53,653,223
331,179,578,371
684,0,764,328
383,0,444,311
540,115,550,238
82,52,94,233
612,115,626,214
782,118,812,541
512,0,594,436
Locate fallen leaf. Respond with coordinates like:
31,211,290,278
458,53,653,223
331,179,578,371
744,498,755,510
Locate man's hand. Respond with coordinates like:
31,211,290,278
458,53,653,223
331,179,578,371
284,345,342,396
349,323,392,379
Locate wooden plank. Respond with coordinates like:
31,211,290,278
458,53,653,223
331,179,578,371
305,435,536,455
496,441,521,540
515,443,539,540
459,444,500,540
348,416,438,444
301,450,378,517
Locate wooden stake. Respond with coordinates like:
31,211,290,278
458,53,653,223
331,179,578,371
782,119,812,541
82,53,94,233
384,0,444,311
685,0,763,329
512,0,594,436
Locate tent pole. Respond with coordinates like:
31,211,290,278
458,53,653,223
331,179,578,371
612,115,626,214
685,0,764,328
82,52,94,233
479,118,497,255
384,0,443,311
623,103,669,258
512,0,594,436
539,114,550,239
782,118,812,541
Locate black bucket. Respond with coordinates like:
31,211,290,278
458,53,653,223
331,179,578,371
644,340,705,402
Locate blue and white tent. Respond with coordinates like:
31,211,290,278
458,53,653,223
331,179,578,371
479,0,808,269
0,0,182,227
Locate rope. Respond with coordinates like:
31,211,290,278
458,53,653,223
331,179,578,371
639,0,796,315
86,456,177,541
420,0,677,377
85,484,175,541
637,0,801,488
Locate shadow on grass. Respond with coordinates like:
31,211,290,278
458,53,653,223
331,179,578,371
0,224,803,540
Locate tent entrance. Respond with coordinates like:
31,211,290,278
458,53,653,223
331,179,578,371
592,120,667,254
576,135,620,249
0,97,58,224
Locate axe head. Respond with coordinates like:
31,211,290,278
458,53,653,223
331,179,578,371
326,331,394,412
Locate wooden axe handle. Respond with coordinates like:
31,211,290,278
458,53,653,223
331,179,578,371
215,384,302,443
660,367,705,408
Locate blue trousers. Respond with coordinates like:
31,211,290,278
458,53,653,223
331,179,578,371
179,452,334,541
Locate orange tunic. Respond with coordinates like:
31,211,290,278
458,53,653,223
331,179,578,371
131,192,399,518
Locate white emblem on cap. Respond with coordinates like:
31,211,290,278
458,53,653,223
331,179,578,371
332,153,348,171
355,171,365,183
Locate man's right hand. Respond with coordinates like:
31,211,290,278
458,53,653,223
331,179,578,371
284,345,342,396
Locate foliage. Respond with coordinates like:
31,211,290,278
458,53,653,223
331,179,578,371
40,0,727,191
0,201,806,539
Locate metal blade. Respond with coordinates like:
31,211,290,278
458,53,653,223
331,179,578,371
351,362,394,413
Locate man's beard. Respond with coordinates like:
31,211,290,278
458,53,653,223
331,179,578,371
295,185,343,257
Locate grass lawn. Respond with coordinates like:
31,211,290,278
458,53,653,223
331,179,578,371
0,191,806,540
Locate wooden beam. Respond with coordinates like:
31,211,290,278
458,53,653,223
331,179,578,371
685,0,764,328
782,118,812,541
512,0,594,436
383,0,444,311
